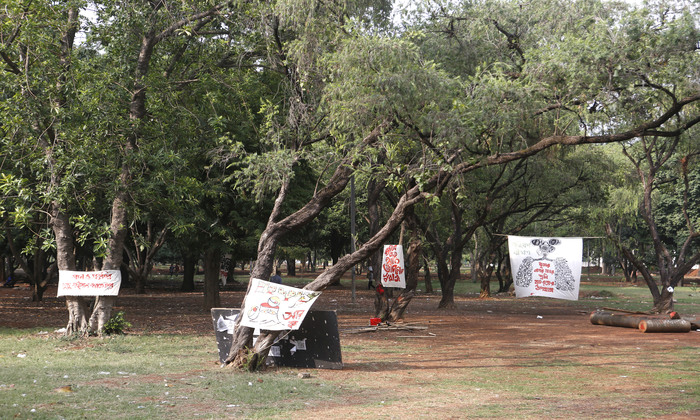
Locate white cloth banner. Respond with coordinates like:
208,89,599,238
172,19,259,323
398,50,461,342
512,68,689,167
240,279,321,330
508,236,582,301
381,244,406,288
57,270,122,297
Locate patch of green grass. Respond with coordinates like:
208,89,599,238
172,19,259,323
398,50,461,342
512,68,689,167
404,345,700,419
0,330,342,419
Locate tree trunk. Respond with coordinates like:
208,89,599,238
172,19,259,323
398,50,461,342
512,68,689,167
65,297,89,335
439,241,464,308
128,224,167,294
387,234,421,321
88,296,117,333
286,257,296,276
496,256,513,293
203,248,221,310
181,253,197,292
89,190,128,334
224,120,405,370
423,257,433,293
438,281,455,308
50,205,87,336
134,273,147,294
32,263,57,302
0,256,5,285
329,229,344,266
652,287,675,314
479,270,492,298
367,175,386,289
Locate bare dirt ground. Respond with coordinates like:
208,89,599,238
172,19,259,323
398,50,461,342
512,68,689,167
2,277,699,419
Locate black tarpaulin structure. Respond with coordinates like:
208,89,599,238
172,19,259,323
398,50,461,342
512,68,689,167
211,308,343,369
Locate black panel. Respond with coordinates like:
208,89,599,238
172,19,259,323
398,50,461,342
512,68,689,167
211,308,343,370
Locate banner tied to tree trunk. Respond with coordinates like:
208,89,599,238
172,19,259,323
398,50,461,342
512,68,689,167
240,279,321,330
57,270,122,297
508,236,582,301
381,244,406,288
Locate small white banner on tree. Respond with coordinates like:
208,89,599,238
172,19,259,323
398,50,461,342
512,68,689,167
381,245,406,288
57,270,122,297
240,279,321,331
508,236,582,301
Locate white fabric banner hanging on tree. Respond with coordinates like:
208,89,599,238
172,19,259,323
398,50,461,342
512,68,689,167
240,279,321,330
381,244,406,288
57,270,122,296
508,236,582,300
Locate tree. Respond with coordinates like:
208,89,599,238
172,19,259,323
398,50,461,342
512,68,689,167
224,0,700,371
594,0,700,312
1,0,243,334
606,135,700,312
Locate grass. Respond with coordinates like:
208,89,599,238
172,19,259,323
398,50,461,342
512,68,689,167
0,331,341,419
457,348,700,418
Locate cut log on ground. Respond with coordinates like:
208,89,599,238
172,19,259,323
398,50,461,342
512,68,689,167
344,323,429,334
589,311,646,329
589,310,683,330
639,319,691,333
681,316,699,330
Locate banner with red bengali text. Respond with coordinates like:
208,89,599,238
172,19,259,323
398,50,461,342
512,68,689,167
381,244,406,288
240,279,321,331
57,270,122,297
508,236,582,301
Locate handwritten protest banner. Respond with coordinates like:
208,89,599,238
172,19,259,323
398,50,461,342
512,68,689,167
240,279,321,330
381,244,406,288
57,270,122,297
508,236,582,300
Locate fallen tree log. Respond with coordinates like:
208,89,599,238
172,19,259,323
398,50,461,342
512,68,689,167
639,319,691,333
589,311,645,329
683,317,699,330
589,310,684,329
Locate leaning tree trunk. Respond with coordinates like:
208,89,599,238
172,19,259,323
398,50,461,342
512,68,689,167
223,121,397,371
226,175,422,371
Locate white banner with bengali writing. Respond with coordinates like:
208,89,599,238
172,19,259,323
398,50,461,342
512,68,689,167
240,279,321,331
508,236,582,301
381,244,406,288
57,270,122,297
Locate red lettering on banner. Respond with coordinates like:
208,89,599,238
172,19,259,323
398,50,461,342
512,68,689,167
282,310,306,321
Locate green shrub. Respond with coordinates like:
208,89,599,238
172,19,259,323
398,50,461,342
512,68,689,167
102,311,131,335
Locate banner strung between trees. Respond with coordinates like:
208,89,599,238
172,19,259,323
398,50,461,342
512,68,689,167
508,236,582,301
57,270,122,296
381,244,406,288
240,279,321,330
